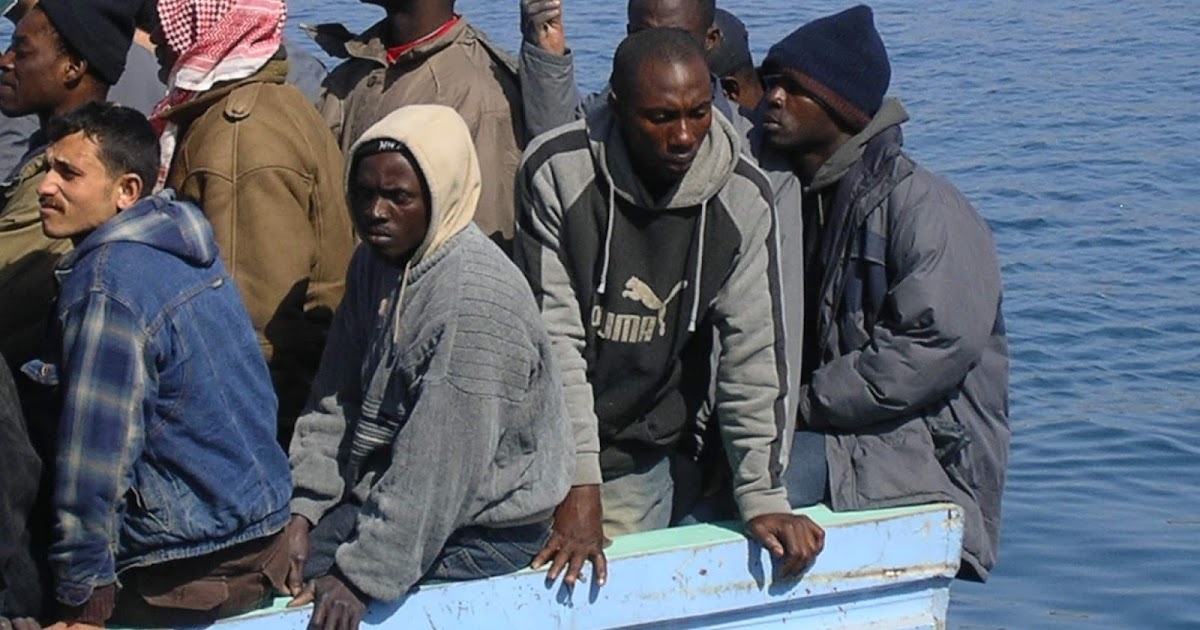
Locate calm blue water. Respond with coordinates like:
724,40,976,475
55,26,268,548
291,1,1200,627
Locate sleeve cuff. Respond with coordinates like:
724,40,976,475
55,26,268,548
571,452,602,486
737,487,793,523
521,40,574,68
59,582,117,625
290,498,328,528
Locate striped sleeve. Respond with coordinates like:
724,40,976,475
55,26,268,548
51,292,149,607
711,163,793,521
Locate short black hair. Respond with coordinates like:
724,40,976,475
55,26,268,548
47,101,159,191
627,0,716,33
610,27,708,101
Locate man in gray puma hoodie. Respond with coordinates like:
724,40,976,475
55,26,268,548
760,6,1011,581
515,28,823,588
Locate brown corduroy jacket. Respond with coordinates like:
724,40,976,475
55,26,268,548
0,150,72,372
163,60,355,441
308,17,524,250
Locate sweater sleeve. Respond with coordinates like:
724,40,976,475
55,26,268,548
289,249,368,526
518,42,582,140
512,161,602,486
332,327,525,602
805,177,1002,429
51,293,149,607
710,185,792,522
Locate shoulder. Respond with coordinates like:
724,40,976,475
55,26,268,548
714,156,776,238
519,119,591,180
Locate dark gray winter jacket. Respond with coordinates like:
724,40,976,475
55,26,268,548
800,99,1010,581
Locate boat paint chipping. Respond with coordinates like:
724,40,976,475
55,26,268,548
196,503,963,630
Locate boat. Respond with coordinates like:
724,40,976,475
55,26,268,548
207,502,964,630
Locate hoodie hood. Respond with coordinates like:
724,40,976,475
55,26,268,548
809,97,908,191
60,193,218,270
585,104,741,211
346,104,481,267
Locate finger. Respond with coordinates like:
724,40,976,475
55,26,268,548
562,549,587,589
546,547,572,582
756,528,785,558
531,534,562,569
591,548,609,587
1,616,13,630
332,601,351,630
287,564,306,596
309,593,328,630
289,586,316,608
779,524,808,577
349,604,365,630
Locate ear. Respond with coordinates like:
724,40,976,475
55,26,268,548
113,173,144,211
719,76,740,102
705,25,721,52
62,55,87,84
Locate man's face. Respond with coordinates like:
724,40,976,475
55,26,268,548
0,9,71,118
349,150,431,263
38,132,127,240
760,67,842,153
615,56,713,190
628,0,719,51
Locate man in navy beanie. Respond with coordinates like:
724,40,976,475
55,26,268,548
760,5,1012,582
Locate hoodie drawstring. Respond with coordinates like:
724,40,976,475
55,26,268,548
391,263,413,346
597,172,617,294
687,199,708,333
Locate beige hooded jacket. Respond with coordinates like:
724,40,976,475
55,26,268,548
289,105,571,602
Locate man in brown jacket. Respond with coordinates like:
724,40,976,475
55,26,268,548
0,0,131,374
306,0,524,250
153,0,355,446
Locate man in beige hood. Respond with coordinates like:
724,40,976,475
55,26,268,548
285,105,572,630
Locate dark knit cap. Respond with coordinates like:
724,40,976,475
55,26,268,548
763,4,890,131
38,0,136,86
708,9,753,78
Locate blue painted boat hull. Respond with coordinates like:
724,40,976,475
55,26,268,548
203,503,963,630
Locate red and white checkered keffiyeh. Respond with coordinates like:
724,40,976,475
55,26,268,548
150,0,286,188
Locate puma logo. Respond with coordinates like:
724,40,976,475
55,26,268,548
622,277,687,336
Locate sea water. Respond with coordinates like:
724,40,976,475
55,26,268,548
287,2,1200,625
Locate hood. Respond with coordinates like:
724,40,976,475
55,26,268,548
61,193,218,269
346,104,480,267
584,103,741,211
809,97,908,191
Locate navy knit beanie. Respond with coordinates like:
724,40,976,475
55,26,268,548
763,5,890,131
38,0,136,86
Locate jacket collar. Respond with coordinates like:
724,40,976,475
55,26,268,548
159,59,289,125
304,17,469,67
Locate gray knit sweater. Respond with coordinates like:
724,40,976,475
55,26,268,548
289,226,573,602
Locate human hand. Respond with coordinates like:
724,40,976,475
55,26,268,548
290,574,367,630
530,484,608,589
40,619,102,628
520,0,566,54
746,513,825,579
0,617,41,630
284,515,313,596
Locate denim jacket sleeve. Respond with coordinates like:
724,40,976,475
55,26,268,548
51,291,150,607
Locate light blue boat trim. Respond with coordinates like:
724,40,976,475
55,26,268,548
158,503,964,629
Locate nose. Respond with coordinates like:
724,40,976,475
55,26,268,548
37,172,59,199
0,48,15,71
764,84,785,109
669,118,695,149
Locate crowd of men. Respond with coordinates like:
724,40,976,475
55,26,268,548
0,0,1011,628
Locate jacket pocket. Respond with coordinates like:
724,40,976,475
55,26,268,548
850,418,949,504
